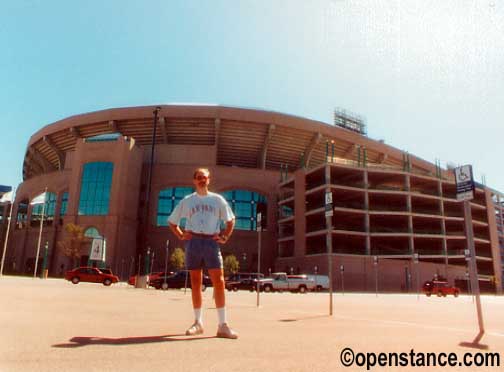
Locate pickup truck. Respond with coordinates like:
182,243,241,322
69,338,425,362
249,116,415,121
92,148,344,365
306,275,330,291
258,273,315,293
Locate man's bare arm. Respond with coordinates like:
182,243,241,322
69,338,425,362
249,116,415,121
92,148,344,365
169,223,192,240
214,219,235,244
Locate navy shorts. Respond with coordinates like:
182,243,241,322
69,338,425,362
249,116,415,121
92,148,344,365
185,238,223,270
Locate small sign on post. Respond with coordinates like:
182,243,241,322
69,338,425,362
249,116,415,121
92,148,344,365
256,212,262,307
455,165,475,201
325,192,333,217
455,165,486,348
325,187,334,315
464,249,471,262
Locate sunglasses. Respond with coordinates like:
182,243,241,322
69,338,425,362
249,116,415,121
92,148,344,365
195,175,209,181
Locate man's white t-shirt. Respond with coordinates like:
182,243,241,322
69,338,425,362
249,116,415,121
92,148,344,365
168,192,235,235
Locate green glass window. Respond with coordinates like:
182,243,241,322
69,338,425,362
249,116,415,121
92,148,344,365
85,133,121,142
156,187,194,226
31,192,57,223
78,162,114,216
280,205,293,218
60,192,69,216
222,190,267,231
16,199,28,229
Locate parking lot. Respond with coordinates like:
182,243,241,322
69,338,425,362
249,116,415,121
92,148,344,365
0,276,503,372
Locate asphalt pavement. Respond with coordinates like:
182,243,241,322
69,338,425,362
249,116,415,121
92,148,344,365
0,276,503,372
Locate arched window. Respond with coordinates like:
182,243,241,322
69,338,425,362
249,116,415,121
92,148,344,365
84,227,101,239
60,192,69,217
222,190,267,231
31,192,57,225
78,162,114,215
16,199,28,229
156,187,194,226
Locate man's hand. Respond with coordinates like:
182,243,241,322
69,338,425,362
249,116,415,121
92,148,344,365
181,231,193,240
213,233,228,244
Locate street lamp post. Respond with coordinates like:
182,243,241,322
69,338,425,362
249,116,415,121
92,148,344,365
374,256,378,297
164,240,169,290
41,241,49,279
120,259,125,282
150,251,155,274
242,253,247,271
142,106,161,275
145,247,151,277
340,264,345,296
0,188,15,277
413,253,420,300
256,212,262,307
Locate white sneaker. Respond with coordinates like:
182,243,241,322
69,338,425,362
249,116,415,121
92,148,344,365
185,322,204,336
216,323,238,339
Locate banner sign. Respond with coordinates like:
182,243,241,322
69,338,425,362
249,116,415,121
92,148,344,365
90,238,105,261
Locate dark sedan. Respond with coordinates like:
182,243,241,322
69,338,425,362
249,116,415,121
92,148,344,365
149,270,212,291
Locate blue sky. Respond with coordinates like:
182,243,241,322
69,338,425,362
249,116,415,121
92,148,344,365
1,0,503,192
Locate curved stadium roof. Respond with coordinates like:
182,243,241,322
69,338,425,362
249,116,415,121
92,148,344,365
23,104,440,181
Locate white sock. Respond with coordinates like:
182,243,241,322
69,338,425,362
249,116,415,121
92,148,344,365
194,308,203,324
217,307,227,325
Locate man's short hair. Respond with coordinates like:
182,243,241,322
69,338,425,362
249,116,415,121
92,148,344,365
193,168,210,179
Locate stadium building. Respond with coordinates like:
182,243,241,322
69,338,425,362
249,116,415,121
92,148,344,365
4,105,503,293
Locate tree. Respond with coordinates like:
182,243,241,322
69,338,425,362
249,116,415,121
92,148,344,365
170,247,185,270
224,254,239,275
57,223,87,268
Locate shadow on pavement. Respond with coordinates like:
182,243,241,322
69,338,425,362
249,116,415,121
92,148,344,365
52,334,214,348
279,314,329,322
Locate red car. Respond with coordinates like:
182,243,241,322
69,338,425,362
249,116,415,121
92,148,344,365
422,280,460,297
65,267,119,286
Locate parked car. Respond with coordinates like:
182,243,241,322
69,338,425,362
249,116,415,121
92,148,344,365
149,270,212,291
225,272,264,292
128,275,136,286
65,267,119,286
226,278,260,292
128,271,173,286
422,280,460,297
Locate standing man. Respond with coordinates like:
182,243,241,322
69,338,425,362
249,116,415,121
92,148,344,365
168,168,238,339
